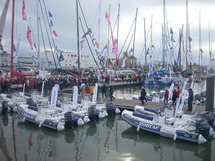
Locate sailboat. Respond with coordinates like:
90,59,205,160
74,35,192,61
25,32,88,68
0,0,56,79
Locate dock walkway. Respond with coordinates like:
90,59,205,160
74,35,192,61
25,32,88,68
61,92,206,114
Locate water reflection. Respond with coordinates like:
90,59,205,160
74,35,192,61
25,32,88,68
111,80,206,100
0,83,214,161
121,127,212,161
0,114,12,161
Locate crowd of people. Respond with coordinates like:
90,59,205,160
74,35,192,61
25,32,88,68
163,85,194,111
0,75,117,102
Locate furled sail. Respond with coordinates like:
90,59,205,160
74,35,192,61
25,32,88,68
0,0,10,51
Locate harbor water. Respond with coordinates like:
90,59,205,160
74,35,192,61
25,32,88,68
1,80,215,161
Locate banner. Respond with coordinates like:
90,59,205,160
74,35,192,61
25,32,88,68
73,86,78,105
50,86,58,107
92,83,98,102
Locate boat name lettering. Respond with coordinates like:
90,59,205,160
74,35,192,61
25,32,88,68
22,112,36,120
141,122,160,131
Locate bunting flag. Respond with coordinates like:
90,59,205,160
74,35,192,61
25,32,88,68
14,34,21,63
27,26,33,50
48,10,53,17
0,35,3,51
58,52,64,62
146,48,149,55
52,30,59,50
79,29,92,51
121,57,127,68
80,38,85,51
49,20,53,27
188,36,192,52
171,35,175,42
100,56,105,63
200,48,204,59
149,63,154,71
22,0,27,20
32,54,38,65
87,28,105,67
188,36,192,42
169,27,176,65
129,48,134,54
52,30,58,37
105,12,118,56
170,27,174,35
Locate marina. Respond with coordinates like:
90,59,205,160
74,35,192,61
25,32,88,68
0,0,215,160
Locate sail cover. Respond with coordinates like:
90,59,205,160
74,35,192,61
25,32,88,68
0,0,10,51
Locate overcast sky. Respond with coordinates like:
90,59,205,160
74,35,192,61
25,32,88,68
1,0,215,65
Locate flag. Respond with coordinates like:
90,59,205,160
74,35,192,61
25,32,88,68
130,48,134,54
171,35,175,42
87,28,92,34
188,36,192,42
149,63,153,70
94,41,99,48
200,48,204,53
48,10,53,17
100,56,105,63
96,52,101,56
146,48,149,55
170,27,174,35
121,57,127,68
0,35,3,51
80,38,85,51
27,26,33,50
105,12,118,56
58,52,64,62
22,0,27,20
32,55,38,65
14,34,21,63
49,20,53,27
52,30,58,37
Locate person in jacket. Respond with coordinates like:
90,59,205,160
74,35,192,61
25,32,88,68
188,88,194,111
164,88,169,105
109,85,115,101
172,89,178,105
140,86,147,105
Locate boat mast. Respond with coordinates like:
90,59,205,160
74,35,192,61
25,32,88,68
208,21,212,68
37,0,41,72
10,0,15,78
143,18,147,65
150,15,153,66
178,25,184,68
162,0,166,69
106,4,111,68
116,4,120,61
76,0,80,73
132,8,138,57
199,10,202,68
185,0,189,70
